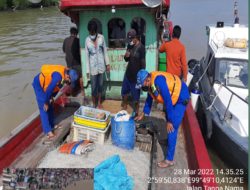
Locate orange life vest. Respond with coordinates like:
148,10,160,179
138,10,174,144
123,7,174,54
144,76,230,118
39,65,66,92
150,71,182,105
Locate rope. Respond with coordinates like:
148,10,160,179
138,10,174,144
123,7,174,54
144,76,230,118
206,82,223,111
196,53,215,85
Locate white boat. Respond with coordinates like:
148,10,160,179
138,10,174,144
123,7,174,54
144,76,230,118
189,19,248,172
28,0,42,4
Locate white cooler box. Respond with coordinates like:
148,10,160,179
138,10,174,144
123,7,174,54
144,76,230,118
72,122,110,145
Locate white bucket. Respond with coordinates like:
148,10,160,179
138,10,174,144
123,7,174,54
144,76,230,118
191,88,200,112
186,72,194,87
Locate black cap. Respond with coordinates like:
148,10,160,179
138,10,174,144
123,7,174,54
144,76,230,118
127,29,137,40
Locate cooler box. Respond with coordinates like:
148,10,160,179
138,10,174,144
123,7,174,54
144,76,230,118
72,122,110,145
74,106,110,130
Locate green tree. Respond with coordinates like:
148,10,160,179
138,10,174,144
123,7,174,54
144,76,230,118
13,0,30,9
0,0,7,10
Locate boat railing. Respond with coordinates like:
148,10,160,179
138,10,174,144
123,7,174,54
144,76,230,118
214,80,248,104
207,80,248,136
207,80,248,120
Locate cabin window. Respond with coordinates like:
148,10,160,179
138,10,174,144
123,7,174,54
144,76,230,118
108,18,126,48
218,59,248,88
131,17,146,45
89,18,103,34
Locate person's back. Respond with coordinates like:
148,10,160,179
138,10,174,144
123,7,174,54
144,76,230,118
159,25,187,81
162,39,185,76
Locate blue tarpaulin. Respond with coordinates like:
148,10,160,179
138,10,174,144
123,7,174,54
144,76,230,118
94,155,134,190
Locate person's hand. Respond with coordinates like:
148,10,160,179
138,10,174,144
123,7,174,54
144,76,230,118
87,73,90,80
43,103,49,112
106,65,110,73
49,98,54,104
134,112,145,121
125,51,130,58
184,78,187,83
166,122,174,133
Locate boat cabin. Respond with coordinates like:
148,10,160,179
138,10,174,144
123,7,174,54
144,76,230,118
203,24,248,93
59,0,170,98
197,23,248,138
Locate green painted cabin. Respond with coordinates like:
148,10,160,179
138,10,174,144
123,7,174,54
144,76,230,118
60,2,167,98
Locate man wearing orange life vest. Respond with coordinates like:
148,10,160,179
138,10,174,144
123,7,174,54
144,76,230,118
32,65,78,139
135,69,190,168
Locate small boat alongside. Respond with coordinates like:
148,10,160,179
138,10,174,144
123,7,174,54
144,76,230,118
189,19,248,172
0,0,218,189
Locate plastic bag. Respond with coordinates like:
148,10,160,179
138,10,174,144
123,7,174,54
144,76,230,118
59,140,95,155
114,110,130,122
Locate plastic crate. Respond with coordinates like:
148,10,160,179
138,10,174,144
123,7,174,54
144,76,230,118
72,122,110,145
74,106,111,130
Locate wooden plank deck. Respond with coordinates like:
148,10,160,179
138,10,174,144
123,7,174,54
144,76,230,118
11,105,78,168
9,99,191,190
144,105,191,190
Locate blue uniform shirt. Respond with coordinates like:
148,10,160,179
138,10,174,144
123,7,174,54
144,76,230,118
143,76,190,123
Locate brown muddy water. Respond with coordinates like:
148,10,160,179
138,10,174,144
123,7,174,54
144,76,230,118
0,7,74,138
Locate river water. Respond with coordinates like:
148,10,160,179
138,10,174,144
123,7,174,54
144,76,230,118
0,7,74,138
0,0,248,187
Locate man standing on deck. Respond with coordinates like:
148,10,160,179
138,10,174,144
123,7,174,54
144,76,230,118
159,25,188,82
121,29,145,115
85,21,110,108
135,69,190,167
32,65,78,139
63,27,84,96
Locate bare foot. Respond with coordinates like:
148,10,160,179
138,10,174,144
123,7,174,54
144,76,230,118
97,104,103,109
157,160,175,168
121,102,127,110
47,131,55,139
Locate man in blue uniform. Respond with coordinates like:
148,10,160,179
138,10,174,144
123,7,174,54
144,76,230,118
32,65,78,139
135,69,190,168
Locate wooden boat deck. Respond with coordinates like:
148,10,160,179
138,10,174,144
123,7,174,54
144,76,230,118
10,98,190,189
11,105,77,168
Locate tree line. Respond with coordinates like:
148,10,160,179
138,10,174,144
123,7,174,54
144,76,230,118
0,0,58,10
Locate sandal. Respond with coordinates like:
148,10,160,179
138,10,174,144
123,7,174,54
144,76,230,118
157,160,175,168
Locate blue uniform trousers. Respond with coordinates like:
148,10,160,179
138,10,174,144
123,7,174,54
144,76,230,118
166,82,189,161
32,74,54,134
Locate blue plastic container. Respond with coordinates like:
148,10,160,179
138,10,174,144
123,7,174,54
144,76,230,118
111,117,135,150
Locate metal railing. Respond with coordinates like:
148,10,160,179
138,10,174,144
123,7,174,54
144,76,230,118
207,80,248,122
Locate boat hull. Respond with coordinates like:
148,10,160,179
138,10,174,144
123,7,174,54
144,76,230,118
210,119,248,172
197,95,248,173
